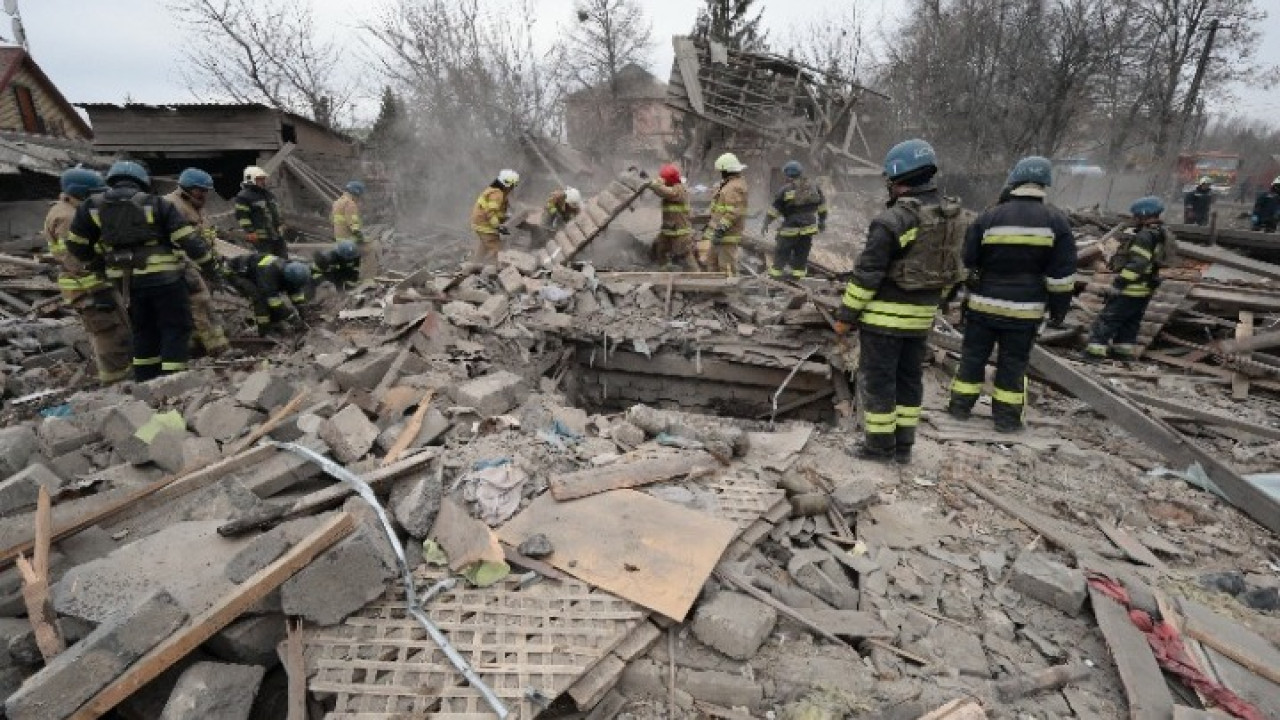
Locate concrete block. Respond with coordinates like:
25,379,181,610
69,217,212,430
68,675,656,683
498,249,538,275
391,473,444,540
159,661,265,720
441,300,485,328
477,294,509,327
0,464,63,517
281,526,394,626
319,405,379,464
453,276,493,305
234,371,298,412
146,430,197,473
5,590,188,720
50,448,95,481
194,399,264,443
409,308,457,357
1009,552,1087,616
549,264,588,290
225,517,322,585
0,617,38,666
332,348,397,391
37,417,101,457
497,265,525,295
206,614,287,667
232,438,327,498
100,400,155,446
831,477,879,513
130,369,215,406
374,409,449,456
679,667,765,708
0,425,37,480
449,371,528,417
691,591,776,660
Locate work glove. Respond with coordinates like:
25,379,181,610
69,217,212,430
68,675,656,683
497,225,510,236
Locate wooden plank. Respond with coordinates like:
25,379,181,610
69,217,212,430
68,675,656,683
1233,311,1254,399
67,513,357,720
282,619,307,720
1178,597,1280,686
1096,520,1167,570
1216,327,1280,355
18,487,63,660
1123,391,1280,441
499,491,738,621
1177,241,1280,282
1187,286,1280,312
579,348,830,391
260,141,298,176
431,497,504,572
228,389,309,456
1089,587,1175,720
381,389,435,467
549,453,717,501
918,700,988,719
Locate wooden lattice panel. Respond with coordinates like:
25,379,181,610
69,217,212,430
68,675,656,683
307,567,647,719
700,473,787,531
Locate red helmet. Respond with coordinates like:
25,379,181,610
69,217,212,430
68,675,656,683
658,163,681,185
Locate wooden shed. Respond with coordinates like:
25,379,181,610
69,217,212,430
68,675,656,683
76,103,360,219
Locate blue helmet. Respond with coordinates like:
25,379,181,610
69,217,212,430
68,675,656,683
1130,196,1165,218
1007,156,1052,188
782,161,803,178
883,139,937,182
106,160,150,189
345,180,366,196
178,168,215,190
334,240,360,261
60,168,106,200
283,261,311,288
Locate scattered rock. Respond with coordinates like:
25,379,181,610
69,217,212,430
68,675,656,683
517,533,553,558
319,405,379,464
159,661,265,720
691,591,776,660
194,399,264,443
1198,570,1246,596
390,472,444,540
450,371,528,417
280,526,394,626
0,425,38,480
1008,552,1087,616
0,464,63,516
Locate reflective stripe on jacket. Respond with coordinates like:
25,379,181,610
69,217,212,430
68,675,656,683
234,184,282,241
44,196,108,300
1113,225,1165,298
649,181,692,237
708,175,747,244
768,177,827,237
470,186,508,234
332,192,363,242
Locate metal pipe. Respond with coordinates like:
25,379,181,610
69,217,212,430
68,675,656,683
770,346,820,429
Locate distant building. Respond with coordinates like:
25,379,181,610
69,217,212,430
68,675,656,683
0,46,91,140
564,63,678,163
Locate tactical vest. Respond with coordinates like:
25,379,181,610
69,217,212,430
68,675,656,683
94,192,164,272
887,196,970,290
1109,227,1177,273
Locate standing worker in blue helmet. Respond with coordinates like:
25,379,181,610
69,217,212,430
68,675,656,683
762,160,827,280
333,180,377,279
947,156,1076,433
165,168,230,356
833,139,970,464
45,168,132,385
65,161,222,382
1084,196,1176,361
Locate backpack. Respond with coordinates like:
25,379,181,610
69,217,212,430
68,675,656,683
1108,226,1178,272
887,196,971,290
97,192,156,250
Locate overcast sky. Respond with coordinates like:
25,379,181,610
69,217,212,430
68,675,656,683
12,0,1280,124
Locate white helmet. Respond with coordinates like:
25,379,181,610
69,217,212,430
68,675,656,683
714,152,746,173
564,187,582,207
1197,176,1212,186
497,169,520,188
244,165,268,184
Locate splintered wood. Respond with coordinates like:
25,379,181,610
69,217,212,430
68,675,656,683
305,566,647,718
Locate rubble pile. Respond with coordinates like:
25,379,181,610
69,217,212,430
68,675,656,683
0,217,1277,719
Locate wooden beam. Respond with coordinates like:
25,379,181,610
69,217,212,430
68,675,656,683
550,454,718,501
259,141,297,176
17,487,64,661
228,390,309,456
67,512,357,720
1123,390,1280,441
1089,586,1175,719
1178,241,1280,283
1233,311,1254,399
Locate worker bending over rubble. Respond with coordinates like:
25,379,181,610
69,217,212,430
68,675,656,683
762,160,827,280
472,169,519,263
1084,196,1175,362
948,156,1076,433
235,165,288,258
333,180,376,279
835,139,969,464
702,152,748,276
165,168,231,356
67,161,222,382
542,186,582,232
46,169,132,385
646,163,697,270
313,241,362,289
224,252,313,336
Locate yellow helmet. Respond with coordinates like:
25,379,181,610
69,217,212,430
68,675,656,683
714,152,746,173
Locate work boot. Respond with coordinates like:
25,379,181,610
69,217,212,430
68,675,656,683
946,402,972,421
994,419,1024,434
850,443,895,464
894,445,913,465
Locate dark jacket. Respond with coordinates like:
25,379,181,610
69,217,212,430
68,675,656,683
313,248,359,285
1252,190,1280,229
963,188,1077,326
1183,188,1213,225
1112,225,1167,298
227,252,301,323
838,185,948,336
66,182,212,289
234,184,282,243
767,177,827,237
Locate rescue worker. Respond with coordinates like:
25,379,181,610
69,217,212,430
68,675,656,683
471,169,519,262
164,168,230,356
834,139,967,464
235,166,287,257
1183,176,1213,226
66,161,219,382
313,241,361,288
45,169,132,385
947,156,1076,433
225,253,311,335
702,153,748,276
333,180,376,279
1083,196,1172,361
761,160,827,280
1250,177,1280,232
646,163,697,270
542,187,582,232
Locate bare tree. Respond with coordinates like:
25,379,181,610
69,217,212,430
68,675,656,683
566,0,653,96
170,0,352,127
693,0,767,52
779,5,868,85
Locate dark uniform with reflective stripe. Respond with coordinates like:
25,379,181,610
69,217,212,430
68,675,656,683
837,186,948,456
1085,225,1167,360
313,248,359,288
234,184,286,257
1183,187,1212,226
1251,189,1280,232
226,252,304,333
767,177,827,279
949,186,1076,428
66,182,214,381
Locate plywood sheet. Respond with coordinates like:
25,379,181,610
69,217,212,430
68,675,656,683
498,490,738,620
